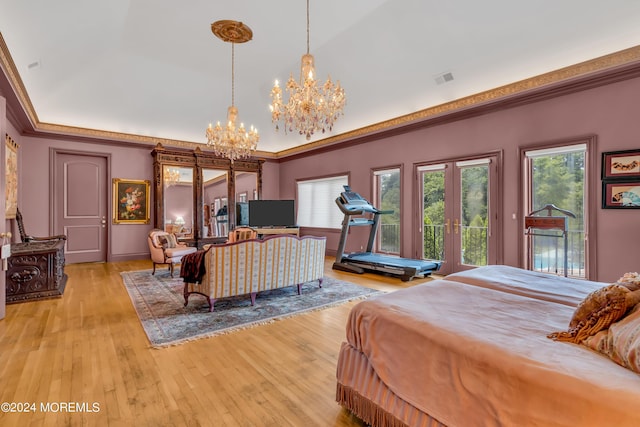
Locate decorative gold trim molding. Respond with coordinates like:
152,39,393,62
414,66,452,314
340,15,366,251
2,30,640,160
0,33,38,126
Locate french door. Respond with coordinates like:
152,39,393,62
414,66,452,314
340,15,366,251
418,155,498,275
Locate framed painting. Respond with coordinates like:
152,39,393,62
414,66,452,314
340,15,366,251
602,180,640,209
5,134,19,219
602,149,640,180
113,178,150,224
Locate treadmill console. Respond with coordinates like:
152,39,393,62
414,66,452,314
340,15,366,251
337,185,379,214
340,185,368,205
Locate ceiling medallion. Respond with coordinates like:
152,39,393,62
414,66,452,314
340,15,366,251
210,20,253,44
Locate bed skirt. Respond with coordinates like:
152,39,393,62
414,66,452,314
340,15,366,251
335,342,447,427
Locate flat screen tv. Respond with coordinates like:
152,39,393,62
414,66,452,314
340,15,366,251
249,200,296,227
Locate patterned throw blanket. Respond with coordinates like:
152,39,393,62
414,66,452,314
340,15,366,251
180,249,208,284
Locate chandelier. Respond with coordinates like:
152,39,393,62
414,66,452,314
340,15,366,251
269,0,346,140
164,167,181,187
206,20,259,162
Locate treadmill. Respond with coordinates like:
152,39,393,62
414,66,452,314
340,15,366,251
332,186,441,281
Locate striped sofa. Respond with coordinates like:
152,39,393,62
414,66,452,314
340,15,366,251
183,234,326,312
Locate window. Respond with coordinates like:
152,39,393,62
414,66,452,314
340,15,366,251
297,175,348,228
524,143,587,278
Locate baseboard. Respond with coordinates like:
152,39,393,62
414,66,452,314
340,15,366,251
110,253,150,262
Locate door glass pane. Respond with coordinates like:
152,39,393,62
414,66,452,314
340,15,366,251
375,169,400,255
529,149,585,278
422,169,445,261
459,165,488,266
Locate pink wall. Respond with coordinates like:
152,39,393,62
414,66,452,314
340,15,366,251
3,67,640,281
278,76,640,282
17,136,154,261
2,133,280,262
261,161,280,200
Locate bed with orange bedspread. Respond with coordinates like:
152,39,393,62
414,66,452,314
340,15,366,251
336,265,640,427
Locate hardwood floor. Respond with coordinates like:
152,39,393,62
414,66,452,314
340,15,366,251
0,257,437,426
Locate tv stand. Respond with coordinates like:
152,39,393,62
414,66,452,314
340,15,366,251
253,227,299,237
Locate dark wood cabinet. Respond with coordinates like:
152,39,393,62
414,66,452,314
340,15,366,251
5,239,68,303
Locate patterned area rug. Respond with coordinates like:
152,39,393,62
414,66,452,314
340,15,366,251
121,269,381,348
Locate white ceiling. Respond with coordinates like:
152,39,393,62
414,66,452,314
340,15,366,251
2,0,640,153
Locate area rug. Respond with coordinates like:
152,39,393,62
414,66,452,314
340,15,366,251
120,269,382,348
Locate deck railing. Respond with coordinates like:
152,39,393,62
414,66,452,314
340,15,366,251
529,230,585,278
387,224,585,278
379,223,400,254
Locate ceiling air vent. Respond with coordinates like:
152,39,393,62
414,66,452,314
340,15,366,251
434,71,454,85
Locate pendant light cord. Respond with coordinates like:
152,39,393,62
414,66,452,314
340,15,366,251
306,0,310,54
231,43,235,107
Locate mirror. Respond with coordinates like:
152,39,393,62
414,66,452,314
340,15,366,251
202,169,228,238
163,165,194,237
235,171,259,227
151,144,263,248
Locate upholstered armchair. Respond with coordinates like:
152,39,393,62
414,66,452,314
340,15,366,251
147,229,197,277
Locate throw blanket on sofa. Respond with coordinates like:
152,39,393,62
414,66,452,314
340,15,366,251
180,249,208,284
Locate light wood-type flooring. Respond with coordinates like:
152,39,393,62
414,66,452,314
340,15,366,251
0,257,438,426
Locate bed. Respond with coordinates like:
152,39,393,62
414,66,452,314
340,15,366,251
335,265,640,427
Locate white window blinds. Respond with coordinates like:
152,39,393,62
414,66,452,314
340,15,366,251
297,175,348,228
525,143,586,158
